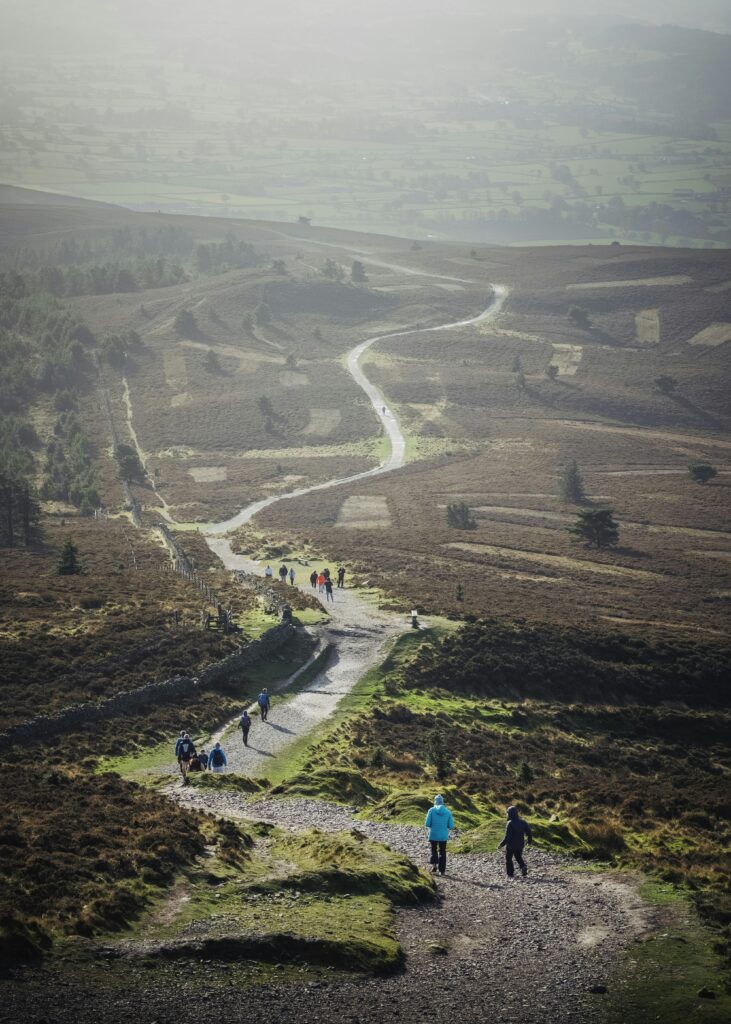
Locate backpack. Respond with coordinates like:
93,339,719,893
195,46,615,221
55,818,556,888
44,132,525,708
211,749,224,767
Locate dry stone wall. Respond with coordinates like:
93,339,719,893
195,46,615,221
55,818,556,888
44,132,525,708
0,621,295,753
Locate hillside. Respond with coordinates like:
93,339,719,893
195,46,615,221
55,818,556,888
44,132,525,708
1,198,729,1021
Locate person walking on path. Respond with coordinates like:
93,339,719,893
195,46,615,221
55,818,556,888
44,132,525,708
174,731,185,758
264,565,273,579
425,795,454,876
323,567,331,581
289,567,296,585
239,710,252,746
317,572,326,593
258,688,271,722
177,733,196,785
324,578,334,602
337,566,345,588
198,748,209,770
498,805,533,880
278,564,288,584
309,570,318,589
209,742,228,773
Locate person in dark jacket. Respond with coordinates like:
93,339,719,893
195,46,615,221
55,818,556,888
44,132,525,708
498,805,533,879
337,566,345,588
198,748,209,770
309,570,318,589
177,734,196,785
424,795,455,876
239,710,252,746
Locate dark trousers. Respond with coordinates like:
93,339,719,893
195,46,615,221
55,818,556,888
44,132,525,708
260,704,268,721
506,848,527,877
241,728,250,746
430,840,447,874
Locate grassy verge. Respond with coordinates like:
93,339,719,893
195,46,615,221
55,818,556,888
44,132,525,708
605,881,731,1022
121,825,435,976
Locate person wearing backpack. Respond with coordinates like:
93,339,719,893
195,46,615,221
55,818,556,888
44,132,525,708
309,570,318,589
278,564,288,584
498,805,533,880
209,743,227,773
239,710,252,746
424,794,455,876
258,688,270,722
177,733,196,785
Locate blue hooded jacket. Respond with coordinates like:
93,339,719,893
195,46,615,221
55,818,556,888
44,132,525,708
425,797,454,841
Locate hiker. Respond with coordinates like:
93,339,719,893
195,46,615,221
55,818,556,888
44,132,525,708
278,564,288,584
174,731,185,758
323,567,331,581
209,742,228,773
309,570,318,589
317,572,326,593
498,805,533,880
189,752,203,773
337,566,345,588
324,578,334,602
177,733,196,785
264,564,273,579
424,795,455,876
239,710,252,746
258,688,270,722
289,567,296,585
198,748,209,770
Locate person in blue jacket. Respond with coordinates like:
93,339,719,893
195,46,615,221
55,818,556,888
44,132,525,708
498,805,533,879
424,794,455,876
258,688,270,722
209,742,228,773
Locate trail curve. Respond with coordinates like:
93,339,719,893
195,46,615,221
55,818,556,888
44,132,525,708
207,284,507,535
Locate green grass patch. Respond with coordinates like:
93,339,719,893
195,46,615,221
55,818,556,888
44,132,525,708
128,826,434,976
606,892,731,1023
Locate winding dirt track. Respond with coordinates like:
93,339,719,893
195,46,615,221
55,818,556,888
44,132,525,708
207,285,507,535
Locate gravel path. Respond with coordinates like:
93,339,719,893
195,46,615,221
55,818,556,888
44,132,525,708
169,555,406,778
161,790,650,1024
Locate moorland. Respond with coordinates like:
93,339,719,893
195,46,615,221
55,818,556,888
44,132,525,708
1,188,730,1021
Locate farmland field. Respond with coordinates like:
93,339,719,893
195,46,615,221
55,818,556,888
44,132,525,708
2,14,731,248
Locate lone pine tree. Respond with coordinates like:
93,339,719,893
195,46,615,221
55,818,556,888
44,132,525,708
560,460,586,504
568,508,619,548
57,538,82,575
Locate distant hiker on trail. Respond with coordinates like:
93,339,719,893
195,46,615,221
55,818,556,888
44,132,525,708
498,805,533,880
310,570,318,589
289,567,296,585
264,565,273,579
198,748,209,770
279,564,288,584
317,572,326,593
174,731,185,758
239,710,252,746
258,688,270,722
324,578,334,602
177,733,196,785
323,568,331,581
337,566,345,588
425,795,455,876
209,743,227,773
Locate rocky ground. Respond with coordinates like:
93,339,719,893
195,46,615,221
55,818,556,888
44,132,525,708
2,789,650,1024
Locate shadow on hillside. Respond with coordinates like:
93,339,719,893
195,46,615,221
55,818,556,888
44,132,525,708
613,545,652,560
668,392,723,430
